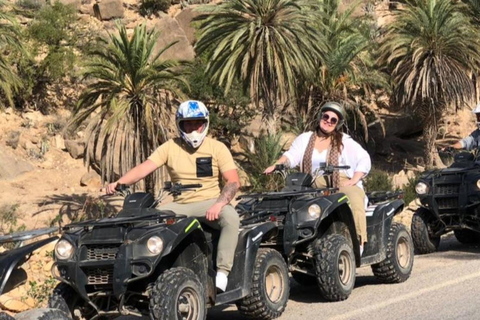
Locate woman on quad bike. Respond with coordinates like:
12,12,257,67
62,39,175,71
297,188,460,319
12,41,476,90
264,101,371,253
106,100,240,292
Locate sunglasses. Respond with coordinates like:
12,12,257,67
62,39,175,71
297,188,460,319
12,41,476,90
321,113,339,125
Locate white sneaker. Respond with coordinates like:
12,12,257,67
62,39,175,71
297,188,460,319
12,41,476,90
216,271,228,292
360,245,364,257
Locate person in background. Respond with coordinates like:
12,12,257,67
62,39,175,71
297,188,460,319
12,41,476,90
106,100,240,292
442,103,480,151
264,101,371,254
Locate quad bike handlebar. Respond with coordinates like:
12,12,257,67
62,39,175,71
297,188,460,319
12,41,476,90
163,182,202,196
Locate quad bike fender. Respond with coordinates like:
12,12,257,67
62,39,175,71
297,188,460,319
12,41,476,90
215,222,278,305
289,193,360,263
0,236,58,295
289,193,358,246
160,217,208,258
361,199,405,265
127,217,210,281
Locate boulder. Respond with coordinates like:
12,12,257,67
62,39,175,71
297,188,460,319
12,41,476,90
54,134,66,150
153,16,195,61
392,169,416,189
64,140,85,159
0,146,34,181
94,0,124,20
175,7,201,44
80,171,102,188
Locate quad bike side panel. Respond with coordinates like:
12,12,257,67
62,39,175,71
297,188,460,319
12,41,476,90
0,236,58,295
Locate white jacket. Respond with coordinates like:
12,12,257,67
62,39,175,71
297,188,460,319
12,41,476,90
283,131,371,189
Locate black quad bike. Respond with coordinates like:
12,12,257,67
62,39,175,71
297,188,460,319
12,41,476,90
236,164,414,301
412,149,480,254
48,182,289,320
0,227,70,320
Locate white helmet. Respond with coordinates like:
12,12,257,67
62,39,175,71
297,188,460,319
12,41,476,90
176,100,209,148
473,102,480,130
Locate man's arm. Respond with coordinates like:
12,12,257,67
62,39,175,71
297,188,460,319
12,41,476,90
106,160,158,194
205,169,240,221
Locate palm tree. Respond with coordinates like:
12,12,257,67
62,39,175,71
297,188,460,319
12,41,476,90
194,0,323,134
379,0,480,168
71,23,187,192
0,0,22,108
462,0,480,101
295,0,387,140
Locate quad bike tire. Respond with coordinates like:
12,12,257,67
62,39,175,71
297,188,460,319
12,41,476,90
15,308,70,320
0,313,14,320
313,233,356,301
454,229,480,244
372,222,414,283
47,283,77,319
149,267,206,320
237,248,289,320
411,208,440,254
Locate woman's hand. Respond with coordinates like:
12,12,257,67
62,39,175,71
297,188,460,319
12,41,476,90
264,165,276,174
340,179,357,187
105,181,119,195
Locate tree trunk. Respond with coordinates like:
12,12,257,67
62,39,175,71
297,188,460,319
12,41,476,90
423,119,438,169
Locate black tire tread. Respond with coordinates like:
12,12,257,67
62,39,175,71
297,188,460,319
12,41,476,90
149,267,206,320
411,209,440,254
313,234,355,302
47,283,75,319
15,308,70,320
237,248,289,320
372,223,414,283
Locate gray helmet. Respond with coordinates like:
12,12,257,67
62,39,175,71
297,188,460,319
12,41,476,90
319,101,346,130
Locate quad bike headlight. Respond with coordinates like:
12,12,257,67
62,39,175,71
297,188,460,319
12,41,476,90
55,239,74,260
415,182,429,195
308,204,321,219
147,236,164,255
476,179,480,190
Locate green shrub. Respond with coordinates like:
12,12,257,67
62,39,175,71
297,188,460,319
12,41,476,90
364,169,394,193
15,0,42,10
27,276,58,306
0,204,26,249
241,133,286,192
139,0,171,16
403,172,421,205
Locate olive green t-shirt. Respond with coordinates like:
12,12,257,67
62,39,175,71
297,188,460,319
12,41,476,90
148,137,237,204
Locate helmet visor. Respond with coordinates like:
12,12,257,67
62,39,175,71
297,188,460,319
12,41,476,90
179,119,208,133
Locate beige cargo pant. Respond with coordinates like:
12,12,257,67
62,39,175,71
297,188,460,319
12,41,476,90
158,198,239,274
314,174,367,245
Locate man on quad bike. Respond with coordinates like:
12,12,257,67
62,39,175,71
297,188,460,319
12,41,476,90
443,102,480,151
106,100,240,292
265,101,371,254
